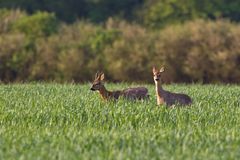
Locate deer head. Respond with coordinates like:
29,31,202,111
90,72,105,91
152,66,165,82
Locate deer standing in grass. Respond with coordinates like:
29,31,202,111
153,66,192,106
90,72,149,101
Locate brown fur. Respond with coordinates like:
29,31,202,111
98,86,122,100
153,67,192,106
91,72,149,101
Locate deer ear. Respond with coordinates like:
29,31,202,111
95,71,99,79
152,66,157,73
159,67,165,73
100,73,105,81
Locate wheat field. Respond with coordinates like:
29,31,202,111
0,83,239,160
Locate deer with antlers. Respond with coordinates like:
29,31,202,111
90,72,149,101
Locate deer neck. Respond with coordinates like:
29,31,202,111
99,86,111,100
155,81,165,105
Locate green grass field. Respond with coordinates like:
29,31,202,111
0,83,239,160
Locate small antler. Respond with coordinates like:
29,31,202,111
95,71,104,80
95,71,100,79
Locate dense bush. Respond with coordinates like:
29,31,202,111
29,21,119,82
30,22,96,81
103,19,156,82
142,0,200,28
152,19,240,83
0,33,30,81
0,0,144,23
0,10,240,83
103,19,240,83
0,10,58,82
12,11,59,38
1,0,240,27
0,9,26,33
142,0,240,29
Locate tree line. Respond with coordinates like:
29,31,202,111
1,0,240,83
0,10,240,83
0,0,240,27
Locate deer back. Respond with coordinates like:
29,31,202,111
122,87,149,100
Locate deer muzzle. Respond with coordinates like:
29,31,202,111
90,88,96,91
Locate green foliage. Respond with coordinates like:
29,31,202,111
0,0,88,22
12,11,58,37
0,9,240,83
0,84,240,159
143,0,240,29
28,21,119,82
0,0,144,23
157,19,240,83
0,9,26,33
143,0,201,28
0,33,31,81
86,0,143,22
0,10,59,82
1,0,240,26
194,0,240,21
89,28,120,52
103,19,155,81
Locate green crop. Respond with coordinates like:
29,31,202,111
0,83,239,160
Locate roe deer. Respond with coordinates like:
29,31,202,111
90,72,149,101
152,66,192,106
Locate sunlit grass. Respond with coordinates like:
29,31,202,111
0,83,239,160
